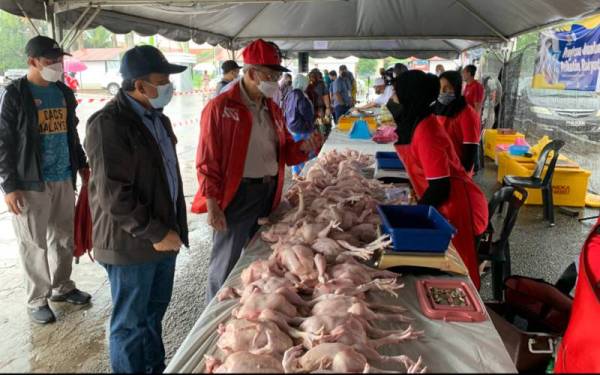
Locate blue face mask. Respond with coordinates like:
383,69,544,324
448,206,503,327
145,82,174,109
438,92,456,106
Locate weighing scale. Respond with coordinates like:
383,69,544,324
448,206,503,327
368,245,469,276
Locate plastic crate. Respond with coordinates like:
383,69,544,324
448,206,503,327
377,205,456,253
483,129,525,159
497,152,591,207
375,151,404,170
337,115,377,132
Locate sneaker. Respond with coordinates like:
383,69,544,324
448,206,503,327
49,288,91,305
28,305,56,324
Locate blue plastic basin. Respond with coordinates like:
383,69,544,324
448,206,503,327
377,205,457,253
375,151,404,170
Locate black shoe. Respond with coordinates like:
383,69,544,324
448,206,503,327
28,305,56,324
49,288,91,305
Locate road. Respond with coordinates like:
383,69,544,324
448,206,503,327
0,92,212,372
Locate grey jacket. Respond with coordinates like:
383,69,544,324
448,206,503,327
0,77,87,194
85,90,189,265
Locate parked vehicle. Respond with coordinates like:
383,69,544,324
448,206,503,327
518,77,600,142
2,69,28,86
101,71,122,96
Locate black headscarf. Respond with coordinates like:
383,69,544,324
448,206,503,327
388,70,440,145
434,70,467,118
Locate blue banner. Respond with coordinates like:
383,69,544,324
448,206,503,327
533,14,600,92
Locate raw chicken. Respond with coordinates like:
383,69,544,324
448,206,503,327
205,352,284,373
312,278,403,299
307,294,412,324
232,288,298,321
283,344,426,373
216,318,293,357
240,259,286,286
271,244,327,286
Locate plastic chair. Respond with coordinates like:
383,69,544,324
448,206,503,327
478,186,528,301
503,140,565,226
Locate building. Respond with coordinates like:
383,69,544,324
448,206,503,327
70,48,124,90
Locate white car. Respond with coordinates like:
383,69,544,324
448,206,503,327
101,71,122,96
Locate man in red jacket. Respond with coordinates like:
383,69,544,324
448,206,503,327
192,39,322,302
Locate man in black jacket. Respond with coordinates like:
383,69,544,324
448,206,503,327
0,36,91,325
85,45,189,373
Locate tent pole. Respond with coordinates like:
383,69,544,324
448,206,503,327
14,1,41,35
60,5,92,46
454,0,509,43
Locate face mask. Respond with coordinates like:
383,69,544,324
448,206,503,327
438,92,456,106
258,80,279,98
145,82,174,109
40,62,63,82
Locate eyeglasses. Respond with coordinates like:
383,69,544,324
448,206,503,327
253,67,282,82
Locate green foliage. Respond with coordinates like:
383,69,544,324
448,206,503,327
192,74,202,89
0,10,45,72
83,27,113,48
515,31,540,51
356,59,378,78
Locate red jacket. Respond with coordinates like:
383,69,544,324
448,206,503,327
192,81,309,214
555,219,600,373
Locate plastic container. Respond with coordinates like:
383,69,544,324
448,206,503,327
349,118,373,139
483,129,525,159
377,205,456,253
508,144,530,156
416,278,486,322
497,152,590,207
337,115,377,132
375,151,404,170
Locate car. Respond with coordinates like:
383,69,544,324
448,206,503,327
2,69,28,86
518,77,600,142
101,71,122,96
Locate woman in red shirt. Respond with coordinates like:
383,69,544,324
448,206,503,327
387,70,488,288
435,71,481,174
555,219,600,373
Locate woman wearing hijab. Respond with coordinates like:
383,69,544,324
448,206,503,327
284,74,317,175
388,70,488,288
434,71,481,175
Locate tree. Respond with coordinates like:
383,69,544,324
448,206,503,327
356,58,378,78
83,27,113,48
0,10,46,72
515,31,539,51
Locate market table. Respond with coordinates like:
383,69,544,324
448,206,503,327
165,130,517,373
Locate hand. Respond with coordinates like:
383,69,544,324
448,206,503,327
79,167,90,185
153,230,183,252
324,107,331,118
300,132,323,154
5,191,24,215
207,198,227,232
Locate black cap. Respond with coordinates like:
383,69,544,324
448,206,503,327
120,45,187,80
25,35,71,59
221,60,241,74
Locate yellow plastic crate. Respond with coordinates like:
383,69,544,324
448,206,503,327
497,152,590,207
337,115,377,133
483,129,525,159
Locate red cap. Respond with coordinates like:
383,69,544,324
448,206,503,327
242,39,290,72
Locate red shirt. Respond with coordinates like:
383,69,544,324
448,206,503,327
463,80,484,110
192,82,310,214
394,115,488,288
555,220,600,373
436,105,481,163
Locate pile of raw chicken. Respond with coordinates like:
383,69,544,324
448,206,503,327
206,150,425,373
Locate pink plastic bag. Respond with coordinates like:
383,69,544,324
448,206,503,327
372,125,398,144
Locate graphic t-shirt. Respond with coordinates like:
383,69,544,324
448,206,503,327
29,82,72,182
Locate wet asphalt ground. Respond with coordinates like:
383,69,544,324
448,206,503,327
0,92,597,372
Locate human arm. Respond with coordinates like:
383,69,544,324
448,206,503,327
0,87,20,195
419,178,451,206
460,107,481,173
196,102,224,204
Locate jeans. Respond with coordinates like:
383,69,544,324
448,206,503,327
101,255,176,373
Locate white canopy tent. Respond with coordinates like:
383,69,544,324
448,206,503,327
1,0,599,59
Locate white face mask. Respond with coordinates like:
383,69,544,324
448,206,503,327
145,82,174,109
257,80,279,98
40,62,64,82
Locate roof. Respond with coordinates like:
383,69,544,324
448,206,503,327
70,48,124,61
1,0,599,59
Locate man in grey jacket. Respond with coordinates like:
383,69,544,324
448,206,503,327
85,45,189,373
0,36,91,325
